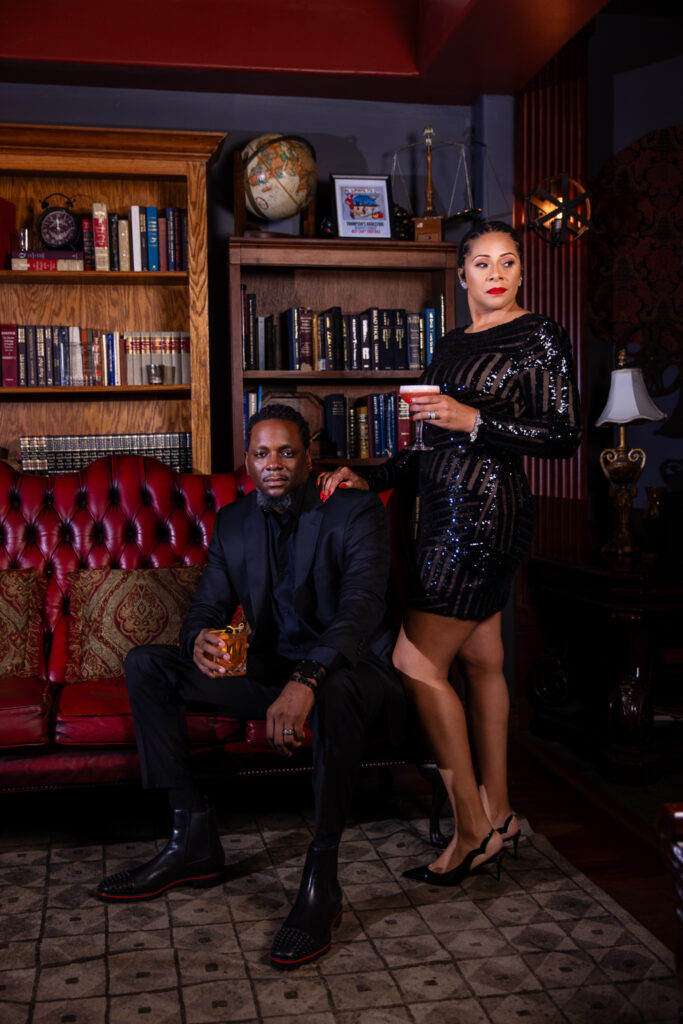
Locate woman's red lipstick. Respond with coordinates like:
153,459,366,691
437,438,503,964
487,287,506,294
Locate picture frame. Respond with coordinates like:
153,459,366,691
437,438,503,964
331,174,393,240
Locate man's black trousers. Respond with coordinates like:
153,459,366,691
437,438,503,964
125,645,390,836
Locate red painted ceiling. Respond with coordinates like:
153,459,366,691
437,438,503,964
0,0,611,103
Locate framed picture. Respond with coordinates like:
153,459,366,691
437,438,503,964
331,174,393,239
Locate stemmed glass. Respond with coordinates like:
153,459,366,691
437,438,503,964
399,384,441,452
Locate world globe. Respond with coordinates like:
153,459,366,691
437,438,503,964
242,134,317,221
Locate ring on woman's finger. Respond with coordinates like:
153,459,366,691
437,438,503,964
428,410,437,420
283,728,294,736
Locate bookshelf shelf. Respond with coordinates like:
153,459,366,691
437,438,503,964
0,384,190,400
243,370,422,382
0,123,224,472
0,271,188,286
228,236,458,468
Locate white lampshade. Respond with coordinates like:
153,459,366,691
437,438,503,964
596,367,667,426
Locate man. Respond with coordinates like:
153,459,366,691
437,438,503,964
97,404,405,970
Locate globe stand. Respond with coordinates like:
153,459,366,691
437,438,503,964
232,150,316,238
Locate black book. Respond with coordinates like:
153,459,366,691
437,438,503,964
26,325,38,386
379,309,394,370
108,213,120,271
393,309,408,370
363,307,381,370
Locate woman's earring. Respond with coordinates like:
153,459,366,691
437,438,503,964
460,280,467,289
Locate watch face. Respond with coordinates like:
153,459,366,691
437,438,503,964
38,208,80,248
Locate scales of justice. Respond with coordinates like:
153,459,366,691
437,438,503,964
391,125,481,242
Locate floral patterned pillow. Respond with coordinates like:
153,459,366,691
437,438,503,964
0,570,45,677
65,566,204,682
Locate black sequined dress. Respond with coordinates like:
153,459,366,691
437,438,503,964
367,314,582,619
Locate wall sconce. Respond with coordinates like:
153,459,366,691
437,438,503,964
525,172,591,245
596,349,666,560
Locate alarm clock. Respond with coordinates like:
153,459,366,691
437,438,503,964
36,193,81,250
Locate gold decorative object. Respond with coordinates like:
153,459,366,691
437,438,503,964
525,172,591,245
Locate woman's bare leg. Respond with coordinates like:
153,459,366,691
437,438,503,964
457,614,516,835
393,609,503,874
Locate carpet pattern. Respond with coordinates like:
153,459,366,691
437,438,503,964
0,808,678,1024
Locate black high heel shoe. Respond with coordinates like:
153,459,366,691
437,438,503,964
497,814,520,859
403,828,503,887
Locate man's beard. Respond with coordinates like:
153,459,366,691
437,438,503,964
256,490,294,513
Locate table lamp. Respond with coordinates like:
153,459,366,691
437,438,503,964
596,349,666,559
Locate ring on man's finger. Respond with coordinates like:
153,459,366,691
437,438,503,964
283,728,295,736
428,410,437,420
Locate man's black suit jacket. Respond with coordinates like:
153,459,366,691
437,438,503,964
178,478,405,736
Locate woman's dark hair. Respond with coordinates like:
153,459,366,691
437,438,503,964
457,219,523,272
247,403,311,449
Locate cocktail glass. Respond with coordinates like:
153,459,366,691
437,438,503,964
207,623,248,676
399,384,441,452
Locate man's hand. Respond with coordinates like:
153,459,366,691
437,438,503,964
266,679,315,757
193,628,231,678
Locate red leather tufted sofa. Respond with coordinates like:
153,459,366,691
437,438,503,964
0,454,407,793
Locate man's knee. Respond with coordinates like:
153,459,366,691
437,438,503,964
125,644,178,699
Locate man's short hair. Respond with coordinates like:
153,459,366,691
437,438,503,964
246,404,311,450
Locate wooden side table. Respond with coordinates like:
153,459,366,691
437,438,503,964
525,557,683,783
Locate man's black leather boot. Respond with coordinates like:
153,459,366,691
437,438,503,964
96,805,226,902
270,842,342,969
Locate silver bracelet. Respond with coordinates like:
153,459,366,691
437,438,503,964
469,411,483,443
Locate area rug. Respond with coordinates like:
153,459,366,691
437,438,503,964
0,811,678,1024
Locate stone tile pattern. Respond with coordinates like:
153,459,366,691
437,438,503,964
0,811,677,1024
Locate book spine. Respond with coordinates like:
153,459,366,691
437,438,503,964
11,248,84,260
364,308,380,370
180,210,189,270
138,207,148,271
347,314,360,371
422,308,436,365
57,326,69,385
81,218,96,271
118,219,131,272
92,202,110,271
17,325,27,385
397,393,412,451
180,333,190,385
406,313,421,370
393,309,408,370
146,206,159,271
357,402,370,459
43,326,54,386
246,293,257,370
130,206,142,271
26,325,38,386
347,405,358,459
165,207,176,270
379,309,394,371
286,307,300,371
256,317,266,372
299,307,313,371
69,326,84,386
158,217,168,272
172,209,182,271
11,257,84,271
324,393,347,459
1,324,18,386
108,213,120,271
385,392,397,455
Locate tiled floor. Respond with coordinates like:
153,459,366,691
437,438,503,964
0,779,679,1024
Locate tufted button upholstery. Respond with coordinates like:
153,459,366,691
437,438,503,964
0,456,238,684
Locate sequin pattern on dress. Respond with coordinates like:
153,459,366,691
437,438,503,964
367,314,582,619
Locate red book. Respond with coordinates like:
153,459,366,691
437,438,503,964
0,198,16,271
1,323,18,386
397,393,412,451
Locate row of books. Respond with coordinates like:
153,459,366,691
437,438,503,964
0,324,191,387
11,205,189,273
325,392,413,459
241,289,446,372
243,389,413,461
19,432,192,474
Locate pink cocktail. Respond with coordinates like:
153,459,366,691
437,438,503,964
399,384,440,451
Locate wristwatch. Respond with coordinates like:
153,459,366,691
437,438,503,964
293,659,327,685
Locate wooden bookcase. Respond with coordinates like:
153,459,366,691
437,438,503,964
0,123,225,473
228,236,459,468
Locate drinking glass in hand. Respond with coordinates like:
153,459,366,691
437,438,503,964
399,384,441,452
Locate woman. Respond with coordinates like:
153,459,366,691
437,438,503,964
318,220,582,885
